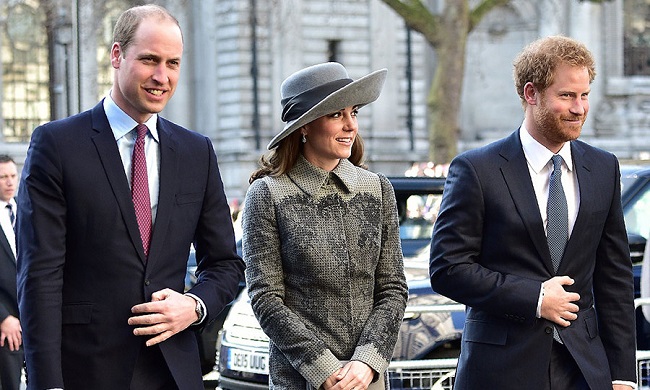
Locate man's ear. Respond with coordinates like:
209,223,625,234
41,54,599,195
523,82,538,106
110,43,122,69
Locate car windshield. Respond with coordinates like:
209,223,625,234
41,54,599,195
399,193,441,240
622,166,650,242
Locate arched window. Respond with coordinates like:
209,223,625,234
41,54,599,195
624,0,650,76
1,0,49,142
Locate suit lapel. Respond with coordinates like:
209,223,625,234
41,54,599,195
147,118,178,263
0,228,15,263
561,142,592,270
499,131,555,274
90,102,147,263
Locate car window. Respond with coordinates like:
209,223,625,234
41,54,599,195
399,193,442,240
625,184,650,241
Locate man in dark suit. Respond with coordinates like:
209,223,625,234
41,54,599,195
0,155,22,390
16,4,244,390
429,36,636,390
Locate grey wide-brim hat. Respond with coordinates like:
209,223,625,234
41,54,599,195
268,62,387,149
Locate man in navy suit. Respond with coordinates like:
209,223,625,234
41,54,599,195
17,4,244,390
0,155,22,390
430,36,636,389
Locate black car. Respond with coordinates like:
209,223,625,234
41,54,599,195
186,247,245,376
211,176,457,390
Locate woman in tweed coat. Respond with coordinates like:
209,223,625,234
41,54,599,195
242,62,408,390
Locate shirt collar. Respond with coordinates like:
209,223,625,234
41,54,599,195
103,92,159,142
287,155,359,197
520,124,573,173
5,199,15,210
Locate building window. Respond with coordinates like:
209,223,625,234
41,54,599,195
624,0,650,76
97,0,132,100
1,0,49,143
328,40,340,63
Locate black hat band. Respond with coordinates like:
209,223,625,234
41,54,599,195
281,78,353,122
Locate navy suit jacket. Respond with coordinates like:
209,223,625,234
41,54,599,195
430,130,636,390
0,214,17,325
16,102,245,390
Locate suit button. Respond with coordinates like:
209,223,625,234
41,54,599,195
144,279,151,286
545,326,552,334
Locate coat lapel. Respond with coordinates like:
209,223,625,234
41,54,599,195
90,102,147,263
146,118,178,263
499,130,555,274
0,229,15,263
560,142,592,270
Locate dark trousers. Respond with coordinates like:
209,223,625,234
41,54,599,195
545,341,590,390
0,344,23,390
130,343,178,390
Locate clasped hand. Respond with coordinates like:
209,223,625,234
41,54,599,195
128,288,199,346
540,276,580,327
323,361,374,390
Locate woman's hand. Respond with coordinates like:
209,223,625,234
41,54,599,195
326,361,374,390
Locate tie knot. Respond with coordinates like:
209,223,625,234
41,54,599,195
551,155,563,172
135,124,148,139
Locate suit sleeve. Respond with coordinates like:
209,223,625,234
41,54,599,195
16,125,67,389
186,136,245,326
593,158,637,382
429,154,542,322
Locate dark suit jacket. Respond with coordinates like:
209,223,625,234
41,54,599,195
429,130,636,390
0,215,17,326
16,102,245,390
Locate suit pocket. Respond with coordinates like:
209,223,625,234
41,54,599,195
176,192,203,205
62,303,93,324
463,319,507,345
582,306,599,339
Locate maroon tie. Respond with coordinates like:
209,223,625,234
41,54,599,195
131,124,152,257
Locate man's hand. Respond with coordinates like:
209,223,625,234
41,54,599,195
0,315,21,351
540,276,580,327
612,385,634,390
128,288,199,346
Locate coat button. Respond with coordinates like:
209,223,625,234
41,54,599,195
545,326,552,334
144,279,151,286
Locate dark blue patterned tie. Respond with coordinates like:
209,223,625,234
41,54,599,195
547,155,568,273
547,155,568,343
5,204,14,230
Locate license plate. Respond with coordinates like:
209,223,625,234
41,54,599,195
227,348,269,375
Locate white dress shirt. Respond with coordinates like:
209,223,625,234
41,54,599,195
521,126,637,389
102,93,207,325
103,94,160,224
1,199,16,258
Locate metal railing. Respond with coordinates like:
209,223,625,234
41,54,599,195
635,298,650,388
387,299,650,389
387,303,465,390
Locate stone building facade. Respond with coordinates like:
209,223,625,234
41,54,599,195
1,0,649,201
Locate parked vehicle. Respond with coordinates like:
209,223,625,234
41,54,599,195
186,244,245,376
210,176,457,390
209,166,650,389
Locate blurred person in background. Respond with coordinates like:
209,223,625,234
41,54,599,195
0,155,22,390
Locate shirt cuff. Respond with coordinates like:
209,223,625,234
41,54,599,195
536,283,544,318
184,293,207,325
612,380,637,389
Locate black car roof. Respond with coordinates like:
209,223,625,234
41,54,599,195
387,176,446,194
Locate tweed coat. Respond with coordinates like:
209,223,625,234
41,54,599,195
243,156,408,389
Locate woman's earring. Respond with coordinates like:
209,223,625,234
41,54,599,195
302,134,307,144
